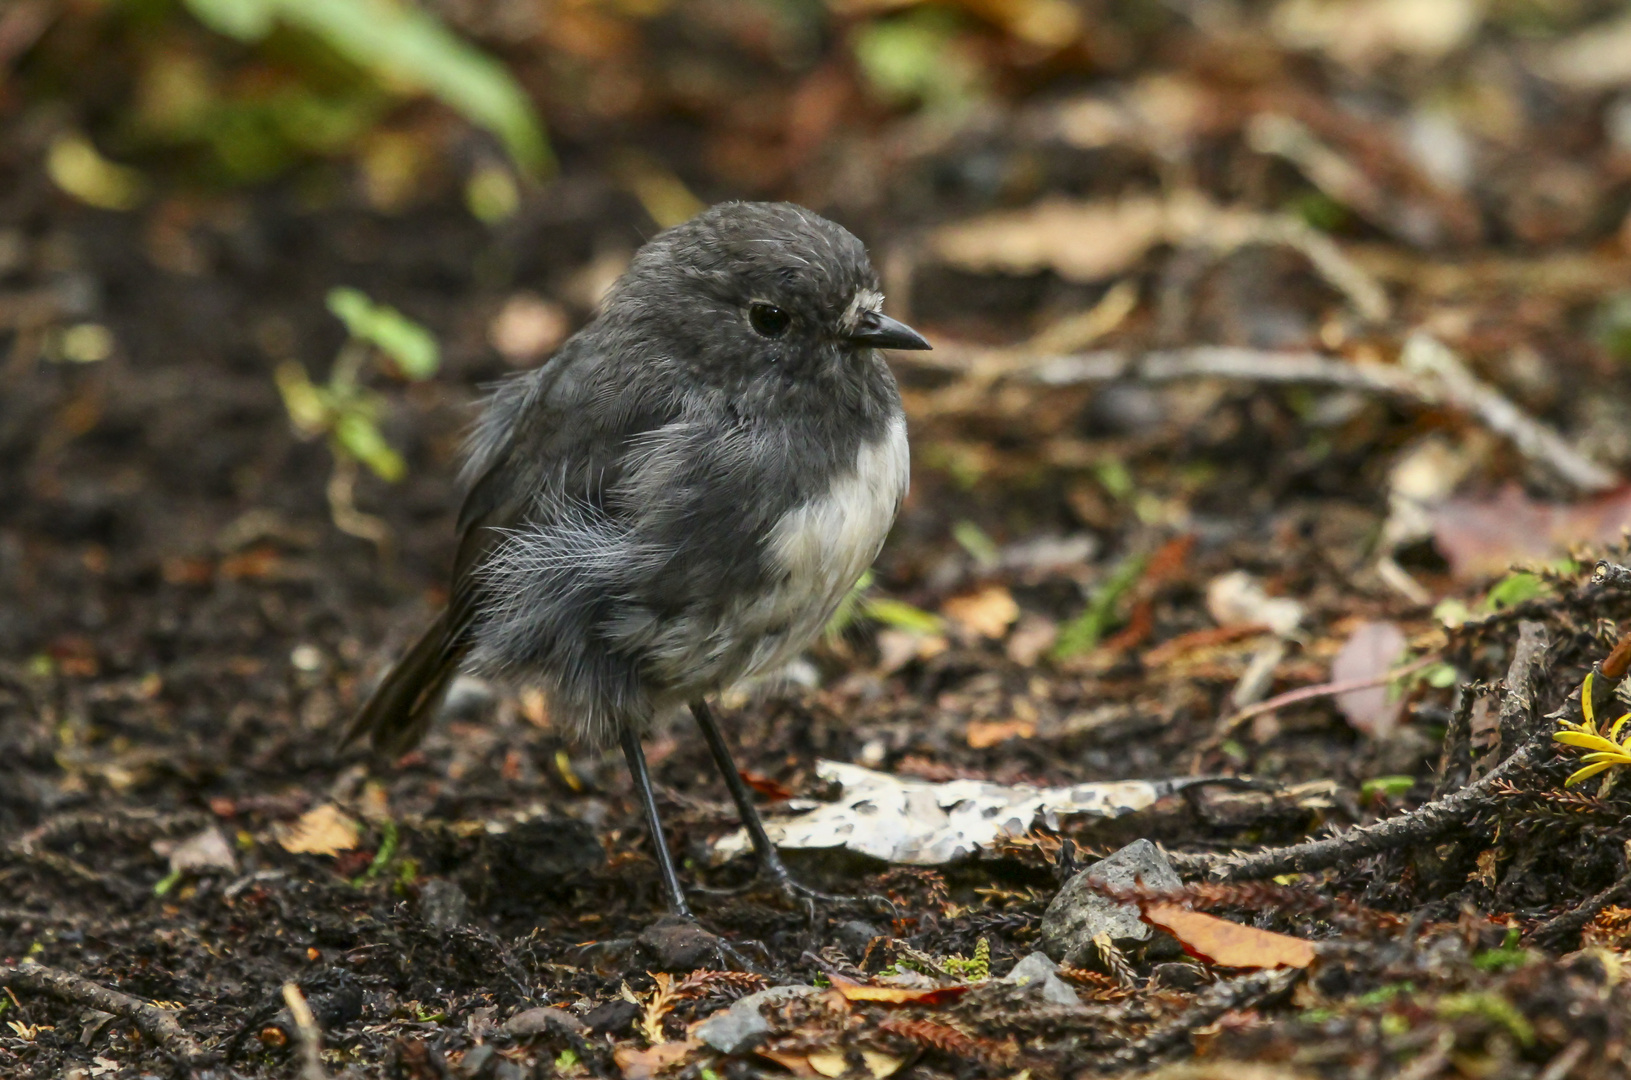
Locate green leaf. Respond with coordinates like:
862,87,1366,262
952,520,1000,568
334,409,406,482
278,0,550,175
1051,552,1146,660
326,287,440,379
182,0,551,175
1484,572,1548,611
182,0,275,40
351,820,399,886
1360,776,1415,800
1436,991,1534,1046
274,360,331,434
861,596,945,635
824,569,873,640
1421,662,1460,688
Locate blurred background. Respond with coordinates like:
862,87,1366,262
7,0,1631,1074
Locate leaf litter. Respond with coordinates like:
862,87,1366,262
10,1,1631,1078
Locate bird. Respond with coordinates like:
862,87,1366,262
343,201,930,917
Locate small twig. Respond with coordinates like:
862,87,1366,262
1196,654,1440,762
1530,843,1631,948
905,342,1617,494
1193,740,1546,881
1497,621,1550,754
1431,681,1485,798
282,982,328,1080
1103,969,1299,1069
1,962,204,1064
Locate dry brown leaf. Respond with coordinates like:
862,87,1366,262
930,197,1167,283
829,973,970,1005
942,585,1020,639
615,1040,698,1080
1140,901,1315,969
965,718,1036,749
276,804,361,857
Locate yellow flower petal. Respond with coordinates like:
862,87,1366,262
1566,762,1616,786
1554,732,1625,753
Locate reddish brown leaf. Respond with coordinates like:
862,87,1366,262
828,973,969,1005
1139,901,1316,969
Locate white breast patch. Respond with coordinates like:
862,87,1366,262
746,414,909,676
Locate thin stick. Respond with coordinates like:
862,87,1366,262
1192,741,1544,881
1,961,204,1063
902,343,1618,494
281,982,328,1080
1197,654,1440,760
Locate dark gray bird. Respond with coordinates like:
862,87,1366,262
344,201,930,916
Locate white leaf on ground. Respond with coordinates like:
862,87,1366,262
712,761,1210,866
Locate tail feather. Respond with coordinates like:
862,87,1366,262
343,612,465,755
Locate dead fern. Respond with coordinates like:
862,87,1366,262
672,970,767,1000
877,1017,1014,1066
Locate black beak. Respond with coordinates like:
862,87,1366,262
848,309,932,351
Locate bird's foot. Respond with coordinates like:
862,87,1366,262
637,914,776,976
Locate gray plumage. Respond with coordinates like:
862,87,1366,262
346,202,923,754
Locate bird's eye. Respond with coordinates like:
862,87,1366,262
748,302,791,338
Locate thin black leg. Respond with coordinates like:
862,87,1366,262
620,723,693,919
689,697,871,913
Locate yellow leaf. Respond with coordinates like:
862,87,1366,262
807,1049,848,1078
942,585,1020,639
276,804,361,857
861,1051,904,1079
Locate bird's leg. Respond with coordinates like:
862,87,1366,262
620,724,694,919
689,699,863,908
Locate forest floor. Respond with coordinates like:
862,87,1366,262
8,3,1631,1079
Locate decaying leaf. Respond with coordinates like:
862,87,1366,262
1140,901,1316,969
942,584,1020,639
1206,571,1303,637
1331,621,1409,738
712,760,1217,865
615,1040,698,1080
276,803,362,857
965,718,1036,749
829,973,970,1005
1430,485,1631,580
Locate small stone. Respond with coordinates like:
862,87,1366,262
638,916,721,971
503,1006,586,1038
695,986,822,1055
418,878,470,929
583,998,640,1036
459,1042,496,1078
832,920,883,956
1039,838,1182,965
1002,952,1084,1010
